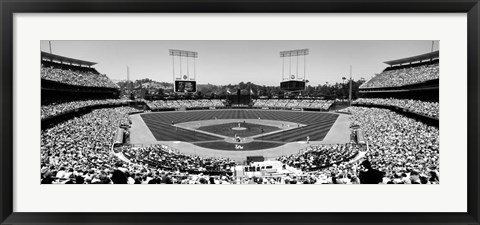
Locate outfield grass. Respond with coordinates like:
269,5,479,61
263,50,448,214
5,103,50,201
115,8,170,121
197,122,280,138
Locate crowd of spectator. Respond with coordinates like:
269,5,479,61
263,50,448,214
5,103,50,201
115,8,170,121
360,62,439,88
253,99,333,110
123,145,236,173
40,102,440,184
146,99,226,110
41,99,129,119
354,98,439,119
273,106,440,184
277,144,360,171
41,61,118,88
344,107,439,184
41,107,138,184
40,104,364,184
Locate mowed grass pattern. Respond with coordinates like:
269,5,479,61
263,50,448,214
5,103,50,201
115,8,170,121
197,122,280,138
140,110,339,146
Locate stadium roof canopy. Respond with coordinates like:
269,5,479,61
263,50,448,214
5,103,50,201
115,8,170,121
41,51,97,67
383,50,439,66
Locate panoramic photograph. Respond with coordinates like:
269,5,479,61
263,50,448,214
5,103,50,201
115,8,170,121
40,40,439,184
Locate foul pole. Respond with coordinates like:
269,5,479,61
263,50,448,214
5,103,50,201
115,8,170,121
127,66,131,94
348,65,352,105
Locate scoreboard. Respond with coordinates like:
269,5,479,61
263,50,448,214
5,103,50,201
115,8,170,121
280,80,306,91
175,80,197,93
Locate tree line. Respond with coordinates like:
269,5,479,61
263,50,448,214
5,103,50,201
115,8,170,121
117,79,366,100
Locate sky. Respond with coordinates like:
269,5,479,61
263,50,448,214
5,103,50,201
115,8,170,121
40,40,438,86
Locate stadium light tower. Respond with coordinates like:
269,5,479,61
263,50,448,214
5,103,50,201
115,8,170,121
169,49,198,93
280,49,309,92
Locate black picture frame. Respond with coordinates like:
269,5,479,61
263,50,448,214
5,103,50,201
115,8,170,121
1,0,479,224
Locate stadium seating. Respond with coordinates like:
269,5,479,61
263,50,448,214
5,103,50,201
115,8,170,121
40,50,440,184
253,99,334,110
41,107,138,184
40,97,440,185
41,99,129,119
276,144,360,171
146,99,226,110
342,106,439,184
360,61,439,88
41,61,118,88
353,98,439,119
123,145,235,173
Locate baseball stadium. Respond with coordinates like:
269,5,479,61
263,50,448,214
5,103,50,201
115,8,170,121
40,41,439,185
